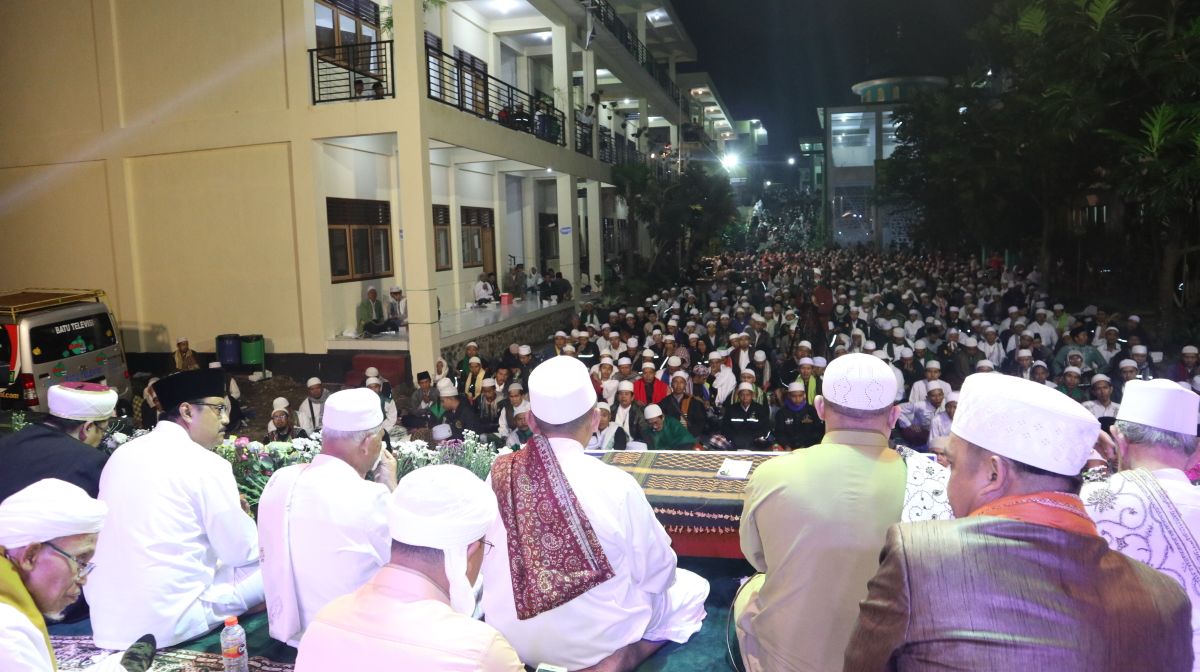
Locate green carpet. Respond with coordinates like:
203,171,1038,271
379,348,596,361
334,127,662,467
51,557,751,671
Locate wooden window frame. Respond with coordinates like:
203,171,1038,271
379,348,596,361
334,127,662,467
433,204,452,271
460,206,493,269
327,197,393,284
315,0,383,76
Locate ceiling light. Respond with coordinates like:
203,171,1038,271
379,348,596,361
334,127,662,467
721,154,739,169
788,157,796,165
494,0,518,15
536,31,551,41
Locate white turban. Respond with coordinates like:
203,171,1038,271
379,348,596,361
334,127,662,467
0,479,107,548
388,465,498,615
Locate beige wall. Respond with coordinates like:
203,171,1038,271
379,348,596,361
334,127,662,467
126,143,302,353
0,162,118,308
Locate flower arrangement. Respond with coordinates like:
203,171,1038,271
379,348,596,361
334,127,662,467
393,430,501,482
214,433,323,511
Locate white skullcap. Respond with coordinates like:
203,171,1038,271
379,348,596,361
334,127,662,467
892,327,905,337
1017,349,1033,358
390,285,402,293
323,388,384,431
737,382,754,392
666,356,681,367
821,352,897,411
900,348,913,358
466,342,479,349
963,337,978,348
1119,359,1138,370
518,345,532,356
915,340,928,349
0,479,107,548
563,345,576,353
798,357,815,366
555,331,568,339
799,340,813,349
271,397,289,412
813,357,828,367
640,362,657,371
1183,345,1199,355
925,360,941,370
600,356,614,365
617,380,635,392
1129,315,1141,323
618,357,633,366
436,378,458,397
741,369,757,380
952,373,1099,475
306,377,322,387
529,356,596,424
482,378,496,388
388,465,497,615
642,349,656,358
431,424,452,441
1032,360,1049,370
753,351,767,362
365,366,380,378
596,401,611,413
975,360,994,370
644,404,663,420
1054,303,1064,310
787,382,804,393
365,376,383,387
468,356,481,365
1091,374,1112,384
1131,345,1148,355
47,383,117,422
627,338,639,347
1117,379,1199,436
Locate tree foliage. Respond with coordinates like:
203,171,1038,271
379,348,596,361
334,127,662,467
879,0,1200,337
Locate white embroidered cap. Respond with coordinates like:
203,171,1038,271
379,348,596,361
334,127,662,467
951,373,1100,475
322,388,384,432
820,352,897,411
529,356,596,424
644,404,663,420
1117,379,1199,436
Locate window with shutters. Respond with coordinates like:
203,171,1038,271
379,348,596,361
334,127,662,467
327,197,392,283
460,206,493,268
433,204,452,271
315,0,382,74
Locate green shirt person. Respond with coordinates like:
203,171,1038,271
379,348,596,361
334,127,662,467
642,404,695,450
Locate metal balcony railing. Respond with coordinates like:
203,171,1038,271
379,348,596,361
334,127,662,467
575,122,594,157
426,45,565,147
309,41,394,104
581,0,686,116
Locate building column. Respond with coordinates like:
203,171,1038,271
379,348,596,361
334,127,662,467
582,47,598,155
586,180,602,290
492,169,507,292
396,0,440,378
522,176,537,280
552,20,575,147
637,99,649,152
447,163,465,309
555,174,579,306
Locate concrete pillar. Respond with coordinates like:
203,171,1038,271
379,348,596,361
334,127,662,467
555,174,579,306
582,46,598,156
396,0,440,377
552,21,575,147
492,169,507,292
637,98,649,152
586,180,603,289
522,176,537,279
447,163,464,309
517,54,530,92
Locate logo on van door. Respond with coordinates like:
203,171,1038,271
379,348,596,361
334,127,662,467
64,336,91,357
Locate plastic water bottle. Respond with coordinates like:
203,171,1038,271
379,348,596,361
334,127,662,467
220,616,249,672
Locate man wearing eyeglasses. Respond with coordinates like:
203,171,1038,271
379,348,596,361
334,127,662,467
0,478,155,671
85,369,264,650
0,382,117,503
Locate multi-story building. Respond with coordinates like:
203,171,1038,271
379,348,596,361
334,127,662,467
0,0,732,377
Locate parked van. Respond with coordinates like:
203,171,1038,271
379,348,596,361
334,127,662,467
0,289,131,413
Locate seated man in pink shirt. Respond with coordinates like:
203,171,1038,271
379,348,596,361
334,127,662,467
296,465,521,671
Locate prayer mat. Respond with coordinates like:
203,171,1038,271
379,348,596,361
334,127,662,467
598,451,777,533
50,560,749,672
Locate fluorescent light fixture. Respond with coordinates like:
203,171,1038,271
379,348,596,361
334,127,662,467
596,68,612,78
787,157,796,165
765,180,772,186
494,0,518,15
536,31,552,41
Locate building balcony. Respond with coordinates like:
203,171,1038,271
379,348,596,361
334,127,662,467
425,44,566,147
581,0,685,117
309,40,395,104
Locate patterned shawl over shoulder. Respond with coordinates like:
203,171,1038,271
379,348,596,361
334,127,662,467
491,434,615,620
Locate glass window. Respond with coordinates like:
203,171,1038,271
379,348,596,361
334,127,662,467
360,25,378,73
463,226,482,267
339,11,358,47
351,228,371,275
881,112,899,160
329,229,350,278
28,314,118,365
829,111,877,168
435,226,452,271
372,228,391,273
315,2,335,50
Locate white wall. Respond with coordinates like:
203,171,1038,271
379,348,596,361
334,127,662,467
504,175,525,269
428,160,497,309
317,137,398,337
450,9,489,61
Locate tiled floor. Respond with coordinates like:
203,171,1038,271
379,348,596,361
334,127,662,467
326,297,572,351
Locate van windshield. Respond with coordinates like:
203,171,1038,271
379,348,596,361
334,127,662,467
0,327,11,382
28,313,118,365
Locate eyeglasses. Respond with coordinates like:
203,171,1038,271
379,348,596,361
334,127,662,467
191,402,229,417
44,541,95,581
481,540,495,557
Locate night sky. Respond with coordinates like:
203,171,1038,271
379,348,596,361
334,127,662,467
673,0,989,154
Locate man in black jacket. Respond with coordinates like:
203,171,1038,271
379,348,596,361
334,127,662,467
721,382,771,450
773,382,823,449
0,382,116,501
660,372,708,437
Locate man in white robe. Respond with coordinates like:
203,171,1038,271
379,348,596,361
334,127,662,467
295,377,329,435
483,356,709,670
0,480,148,671
909,360,951,405
258,388,397,646
1084,379,1200,669
86,369,263,649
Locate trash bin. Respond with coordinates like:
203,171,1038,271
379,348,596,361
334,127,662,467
240,334,265,367
216,334,241,367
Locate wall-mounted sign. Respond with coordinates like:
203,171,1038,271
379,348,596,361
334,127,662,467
560,226,572,235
